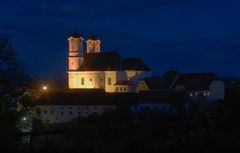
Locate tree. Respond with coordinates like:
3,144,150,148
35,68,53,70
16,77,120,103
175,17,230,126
0,37,29,94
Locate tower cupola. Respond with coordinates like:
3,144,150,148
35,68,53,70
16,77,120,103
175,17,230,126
86,35,101,53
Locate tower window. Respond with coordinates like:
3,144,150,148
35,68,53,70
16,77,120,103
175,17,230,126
108,78,111,85
81,78,84,85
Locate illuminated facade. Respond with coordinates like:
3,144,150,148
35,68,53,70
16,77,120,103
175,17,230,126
67,33,152,92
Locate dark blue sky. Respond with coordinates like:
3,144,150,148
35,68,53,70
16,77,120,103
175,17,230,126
0,0,240,77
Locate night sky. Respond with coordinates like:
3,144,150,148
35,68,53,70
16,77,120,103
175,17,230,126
0,0,240,78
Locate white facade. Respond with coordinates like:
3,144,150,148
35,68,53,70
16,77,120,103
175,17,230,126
37,105,116,123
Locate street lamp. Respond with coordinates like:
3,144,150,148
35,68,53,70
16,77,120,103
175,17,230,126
42,85,48,91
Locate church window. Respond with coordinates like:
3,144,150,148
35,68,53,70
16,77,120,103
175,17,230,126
108,78,111,85
81,78,84,85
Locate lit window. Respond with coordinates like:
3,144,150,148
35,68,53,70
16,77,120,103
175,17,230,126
81,78,84,85
190,93,193,97
108,78,111,85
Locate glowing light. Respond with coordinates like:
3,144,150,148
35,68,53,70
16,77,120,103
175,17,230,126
42,85,48,91
22,117,27,121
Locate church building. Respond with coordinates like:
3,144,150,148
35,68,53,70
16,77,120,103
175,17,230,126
67,33,152,92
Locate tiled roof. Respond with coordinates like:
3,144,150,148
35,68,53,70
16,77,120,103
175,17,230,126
78,52,151,71
142,70,218,90
79,52,122,71
36,90,138,106
122,58,151,71
174,73,217,90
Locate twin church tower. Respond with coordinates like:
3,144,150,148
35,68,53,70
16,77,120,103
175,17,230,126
67,33,151,92
68,33,101,71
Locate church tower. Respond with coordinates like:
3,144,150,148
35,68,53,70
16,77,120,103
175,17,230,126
86,35,101,53
68,33,84,70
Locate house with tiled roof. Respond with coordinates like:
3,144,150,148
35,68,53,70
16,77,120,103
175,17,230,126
68,33,151,93
137,70,225,101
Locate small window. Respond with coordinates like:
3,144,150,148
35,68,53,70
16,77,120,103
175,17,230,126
90,78,92,81
116,87,118,91
70,111,73,115
78,112,81,115
61,112,63,115
81,78,84,85
124,87,127,91
120,87,122,91
50,111,54,114
108,78,111,85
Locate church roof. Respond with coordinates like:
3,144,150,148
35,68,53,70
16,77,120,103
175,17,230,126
78,52,151,71
122,58,151,71
79,52,122,71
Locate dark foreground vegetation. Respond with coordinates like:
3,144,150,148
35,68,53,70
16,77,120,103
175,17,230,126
1,37,240,153
1,119,240,153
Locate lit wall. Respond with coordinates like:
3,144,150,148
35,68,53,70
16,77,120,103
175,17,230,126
68,71,105,89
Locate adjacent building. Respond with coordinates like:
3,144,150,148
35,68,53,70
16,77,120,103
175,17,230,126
137,70,225,101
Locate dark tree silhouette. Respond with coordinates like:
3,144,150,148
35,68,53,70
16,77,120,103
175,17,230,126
0,37,29,94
